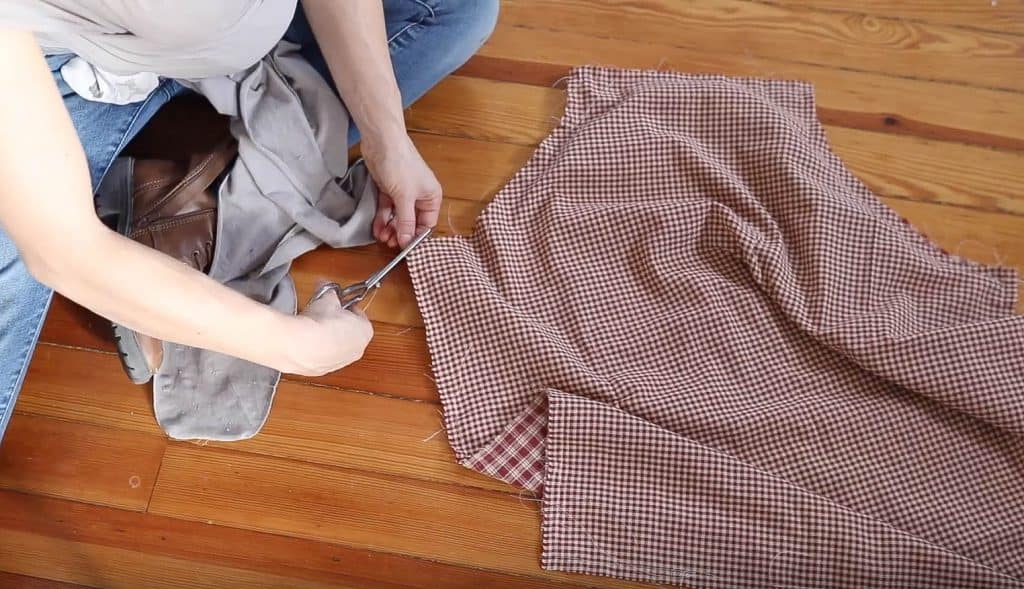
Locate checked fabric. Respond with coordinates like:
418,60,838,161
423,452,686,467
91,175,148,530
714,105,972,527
407,67,1024,588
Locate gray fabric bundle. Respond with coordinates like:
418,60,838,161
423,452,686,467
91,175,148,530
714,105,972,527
157,43,377,441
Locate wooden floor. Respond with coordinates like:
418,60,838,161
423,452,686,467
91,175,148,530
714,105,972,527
2,1,1023,587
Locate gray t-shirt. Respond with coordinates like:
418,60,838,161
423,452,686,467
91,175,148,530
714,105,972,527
0,0,297,78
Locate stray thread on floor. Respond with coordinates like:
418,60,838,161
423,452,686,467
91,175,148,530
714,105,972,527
446,200,461,235
516,487,543,507
392,325,415,336
360,288,381,313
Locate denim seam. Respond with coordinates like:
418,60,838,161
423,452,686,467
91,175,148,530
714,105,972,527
0,288,54,444
387,0,436,45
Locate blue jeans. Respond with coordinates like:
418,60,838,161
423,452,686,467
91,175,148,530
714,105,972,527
0,0,498,443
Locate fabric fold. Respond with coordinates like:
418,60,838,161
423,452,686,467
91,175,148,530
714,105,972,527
409,66,1024,587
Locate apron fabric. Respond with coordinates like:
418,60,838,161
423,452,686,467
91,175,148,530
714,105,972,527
408,66,1024,587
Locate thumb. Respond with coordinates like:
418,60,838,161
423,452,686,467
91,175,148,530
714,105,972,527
393,196,417,247
302,286,342,319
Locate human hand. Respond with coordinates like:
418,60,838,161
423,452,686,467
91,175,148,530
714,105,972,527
280,291,374,376
363,134,442,248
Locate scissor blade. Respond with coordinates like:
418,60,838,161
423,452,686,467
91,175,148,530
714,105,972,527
365,227,434,288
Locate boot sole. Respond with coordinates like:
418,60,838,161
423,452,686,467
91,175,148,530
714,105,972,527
97,158,154,385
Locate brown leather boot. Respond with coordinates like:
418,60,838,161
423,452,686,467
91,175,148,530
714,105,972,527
95,97,237,384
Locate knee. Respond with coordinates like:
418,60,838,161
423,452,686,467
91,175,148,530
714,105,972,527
467,0,500,46
435,0,499,58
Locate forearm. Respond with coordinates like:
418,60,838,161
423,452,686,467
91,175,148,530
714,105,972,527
0,29,300,372
300,0,407,148
43,230,295,370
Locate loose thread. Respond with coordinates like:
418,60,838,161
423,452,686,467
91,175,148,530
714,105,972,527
953,239,984,258
991,245,1008,268
516,487,543,508
422,408,447,443
550,75,570,89
360,288,381,313
392,325,415,336
446,201,461,235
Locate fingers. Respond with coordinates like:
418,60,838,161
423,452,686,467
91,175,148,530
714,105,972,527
416,188,442,235
393,192,418,248
373,192,394,242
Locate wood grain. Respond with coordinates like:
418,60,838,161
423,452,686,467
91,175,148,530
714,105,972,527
757,0,1024,36
822,127,1024,216
148,445,646,589
38,298,437,402
0,529,332,589
0,571,93,589
14,346,521,493
498,0,1024,91
463,23,1024,150
887,200,1024,275
412,133,535,201
0,491,580,589
0,413,163,511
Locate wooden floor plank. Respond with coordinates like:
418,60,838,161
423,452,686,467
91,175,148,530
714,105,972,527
822,127,1024,216
499,0,1024,92
0,571,93,589
756,0,1024,36
887,199,1024,274
0,491,580,589
412,133,535,201
0,413,163,511
461,24,1024,150
38,297,437,402
14,345,520,494
148,446,648,589
0,528,344,589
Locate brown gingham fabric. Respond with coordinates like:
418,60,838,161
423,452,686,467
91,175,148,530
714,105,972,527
407,67,1024,588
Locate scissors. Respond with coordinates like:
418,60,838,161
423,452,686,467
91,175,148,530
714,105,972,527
308,228,434,310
